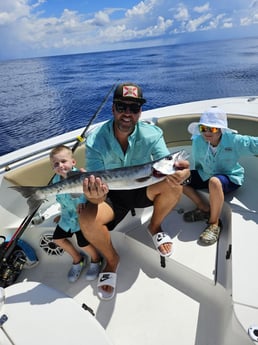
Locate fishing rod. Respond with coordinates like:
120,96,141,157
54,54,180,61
0,81,118,285
72,81,117,152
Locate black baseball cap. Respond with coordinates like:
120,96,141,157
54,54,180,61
113,82,146,104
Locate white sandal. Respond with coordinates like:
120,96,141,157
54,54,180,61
151,232,173,257
97,263,120,301
97,272,117,301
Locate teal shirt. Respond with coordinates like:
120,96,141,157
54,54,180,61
52,168,86,232
85,119,169,171
192,132,258,185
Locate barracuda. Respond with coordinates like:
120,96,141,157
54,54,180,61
11,150,187,213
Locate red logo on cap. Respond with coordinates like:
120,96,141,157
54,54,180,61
122,85,138,98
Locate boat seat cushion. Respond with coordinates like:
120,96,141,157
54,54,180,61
4,114,257,187
156,114,258,147
156,115,193,146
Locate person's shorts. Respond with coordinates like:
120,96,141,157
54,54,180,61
189,170,240,194
53,225,89,247
105,187,153,230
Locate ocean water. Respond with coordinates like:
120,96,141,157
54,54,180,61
0,36,258,156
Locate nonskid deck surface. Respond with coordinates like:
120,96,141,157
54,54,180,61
1,115,257,345
11,194,250,345
225,155,258,335
1,160,257,344
1,196,256,343
7,155,256,345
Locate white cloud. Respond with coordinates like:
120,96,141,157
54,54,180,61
193,3,210,14
98,15,172,43
92,11,110,26
239,0,258,25
186,13,212,32
0,12,11,25
0,0,30,25
174,4,189,21
223,21,233,28
1,0,258,60
144,16,173,36
126,0,158,17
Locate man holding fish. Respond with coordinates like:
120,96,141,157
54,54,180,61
79,82,190,300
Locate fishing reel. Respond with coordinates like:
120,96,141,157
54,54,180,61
0,250,26,288
0,236,27,288
0,234,38,288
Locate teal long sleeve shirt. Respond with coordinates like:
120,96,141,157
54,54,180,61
52,168,86,232
85,119,169,171
192,132,258,185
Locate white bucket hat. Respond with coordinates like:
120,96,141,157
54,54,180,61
188,106,238,135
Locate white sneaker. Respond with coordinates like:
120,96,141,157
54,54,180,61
68,257,85,283
85,261,101,281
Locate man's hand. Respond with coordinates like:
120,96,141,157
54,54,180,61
83,175,109,204
166,159,190,186
174,159,190,170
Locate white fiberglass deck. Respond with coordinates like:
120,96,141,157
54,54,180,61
1,96,258,345
1,191,248,345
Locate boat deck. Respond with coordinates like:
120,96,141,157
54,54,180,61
227,155,258,336
1,157,257,345
4,183,254,345
1,97,258,344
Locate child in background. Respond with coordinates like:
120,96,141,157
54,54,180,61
183,107,258,245
50,145,101,282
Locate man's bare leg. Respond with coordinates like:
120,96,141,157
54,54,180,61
147,180,183,255
79,202,119,293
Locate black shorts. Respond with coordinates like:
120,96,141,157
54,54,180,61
53,225,89,247
105,187,153,230
189,170,240,194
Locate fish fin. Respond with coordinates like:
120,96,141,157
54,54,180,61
10,185,38,199
10,186,44,214
176,150,189,161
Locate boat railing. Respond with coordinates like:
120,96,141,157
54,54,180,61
0,121,104,173
0,137,80,173
1,113,257,173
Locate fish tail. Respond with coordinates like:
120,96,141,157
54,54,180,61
10,186,44,214
10,186,38,199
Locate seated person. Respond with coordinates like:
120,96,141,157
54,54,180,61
183,107,258,245
79,82,190,300
50,145,101,282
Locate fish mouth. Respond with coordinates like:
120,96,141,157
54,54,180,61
152,168,166,178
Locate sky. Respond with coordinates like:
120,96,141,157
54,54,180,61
1,0,258,60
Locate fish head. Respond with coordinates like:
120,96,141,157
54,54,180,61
152,155,176,176
152,150,189,176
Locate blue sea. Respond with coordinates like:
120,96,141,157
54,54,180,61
0,36,258,156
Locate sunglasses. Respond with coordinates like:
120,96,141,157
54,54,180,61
114,102,141,114
199,125,220,133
